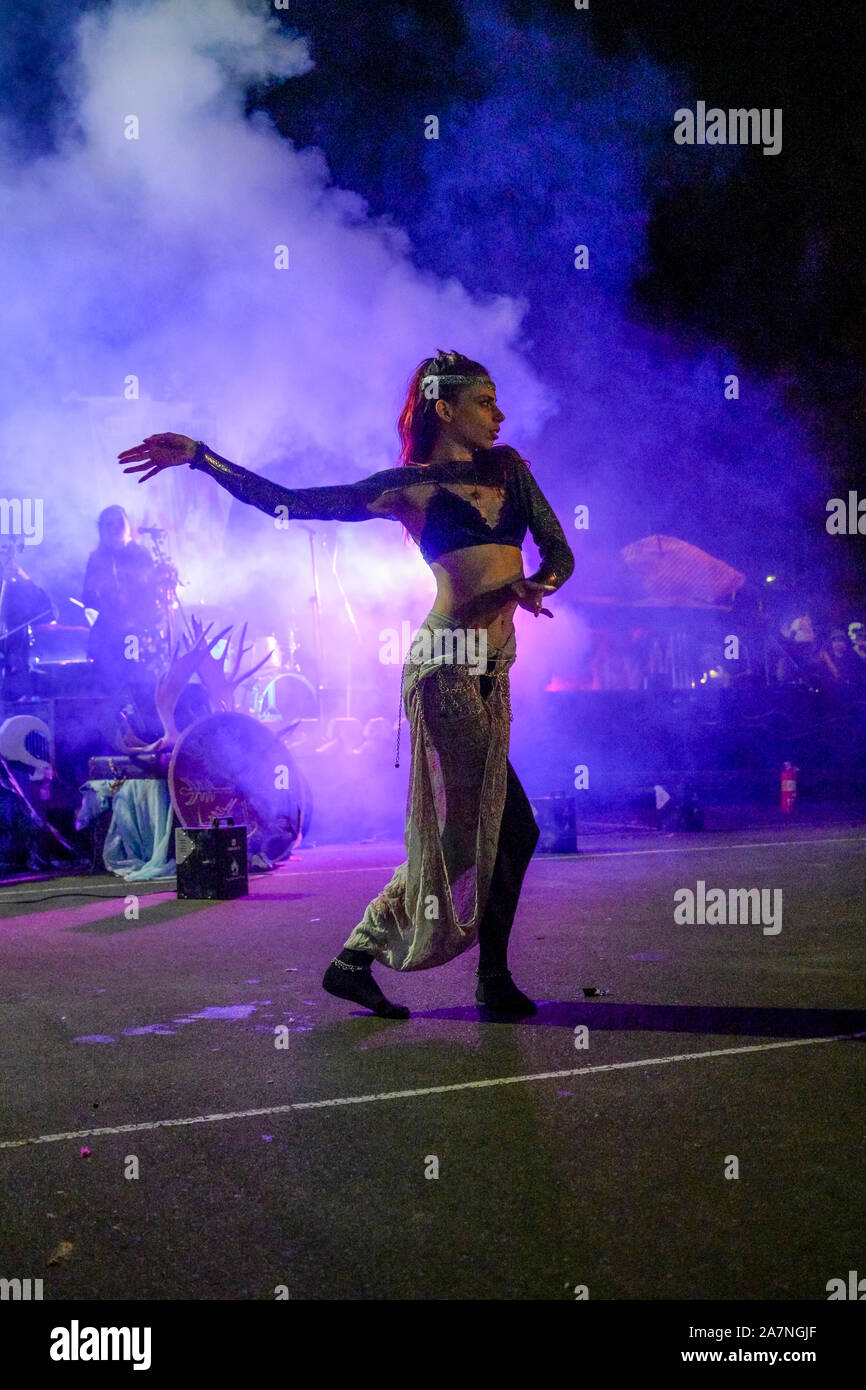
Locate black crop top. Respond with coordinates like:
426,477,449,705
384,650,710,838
190,441,575,593
418,469,525,562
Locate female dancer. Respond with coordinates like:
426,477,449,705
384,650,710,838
119,351,574,1020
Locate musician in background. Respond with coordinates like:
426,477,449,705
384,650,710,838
0,540,55,697
773,614,824,687
82,505,161,690
818,628,866,690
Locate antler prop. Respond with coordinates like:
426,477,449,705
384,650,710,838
116,633,212,756
183,616,274,713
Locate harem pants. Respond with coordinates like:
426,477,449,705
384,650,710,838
343,610,538,971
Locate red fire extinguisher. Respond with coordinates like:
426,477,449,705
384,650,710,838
781,761,799,814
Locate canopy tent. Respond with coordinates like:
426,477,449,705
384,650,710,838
567,535,746,611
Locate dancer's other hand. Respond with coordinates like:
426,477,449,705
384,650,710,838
511,578,553,618
117,433,197,483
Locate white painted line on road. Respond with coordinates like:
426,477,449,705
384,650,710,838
536,836,866,862
2,837,863,902
216,834,866,877
1,1031,863,1150
273,836,866,874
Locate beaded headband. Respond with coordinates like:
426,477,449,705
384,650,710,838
420,373,494,399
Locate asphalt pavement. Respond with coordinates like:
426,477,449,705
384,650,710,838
1,822,864,1301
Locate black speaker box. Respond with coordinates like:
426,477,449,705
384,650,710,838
175,818,248,899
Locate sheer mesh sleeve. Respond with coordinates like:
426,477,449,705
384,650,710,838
189,442,409,523
513,456,575,592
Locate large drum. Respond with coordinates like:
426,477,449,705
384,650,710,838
254,671,318,724
168,712,310,850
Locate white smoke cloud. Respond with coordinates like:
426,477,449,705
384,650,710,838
0,0,550,611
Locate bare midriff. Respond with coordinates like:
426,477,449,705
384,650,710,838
430,545,523,649
380,480,525,651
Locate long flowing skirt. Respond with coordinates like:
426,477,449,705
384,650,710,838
343,610,516,971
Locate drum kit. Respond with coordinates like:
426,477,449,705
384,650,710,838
238,631,318,725
0,524,353,858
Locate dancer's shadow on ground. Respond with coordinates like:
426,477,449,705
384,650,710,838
411,1000,866,1037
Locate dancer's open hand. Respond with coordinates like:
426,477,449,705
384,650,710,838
511,579,553,618
117,433,197,483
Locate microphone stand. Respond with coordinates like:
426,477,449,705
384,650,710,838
139,526,189,652
296,525,324,721
323,534,361,718
294,529,362,723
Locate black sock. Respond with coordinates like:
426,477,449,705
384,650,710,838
323,949,410,1019
476,970,537,1017
337,947,376,967
477,922,509,977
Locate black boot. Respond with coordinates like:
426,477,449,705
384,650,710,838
475,968,537,1018
323,948,410,1019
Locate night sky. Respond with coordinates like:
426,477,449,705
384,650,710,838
261,1,864,470
268,0,864,609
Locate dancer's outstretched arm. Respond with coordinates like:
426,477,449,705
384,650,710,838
188,442,411,522
117,433,409,522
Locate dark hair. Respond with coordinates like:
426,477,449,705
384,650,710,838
98,505,129,527
396,350,492,466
